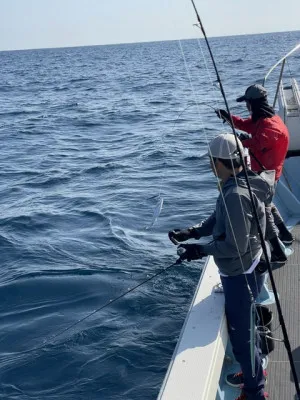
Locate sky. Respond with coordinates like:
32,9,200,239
1,0,300,51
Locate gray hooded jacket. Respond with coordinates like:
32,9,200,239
193,170,273,276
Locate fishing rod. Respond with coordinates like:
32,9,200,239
189,0,300,396
15,256,184,360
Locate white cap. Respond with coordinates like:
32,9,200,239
208,133,244,160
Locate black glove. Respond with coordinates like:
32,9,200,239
215,109,230,123
177,244,207,262
238,132,251,141
168,228,196,244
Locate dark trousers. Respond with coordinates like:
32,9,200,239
221,271,265,399
265,181,284,240
265,203,284,240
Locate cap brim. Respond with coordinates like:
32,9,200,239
236,95,246,102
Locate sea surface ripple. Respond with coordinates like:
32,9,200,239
0,31,300,399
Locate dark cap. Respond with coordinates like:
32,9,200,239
236,84,267,102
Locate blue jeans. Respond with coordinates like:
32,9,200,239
221,271,265,399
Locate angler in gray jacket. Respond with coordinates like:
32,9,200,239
169,133,272,400
185,165,272,276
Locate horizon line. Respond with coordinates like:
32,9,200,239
0,28,299,53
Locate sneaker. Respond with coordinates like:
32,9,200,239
279,231,295,246
235,391,269,400
262,355,269,370
226,370,268,388
269,236,287,263
271,252,287,263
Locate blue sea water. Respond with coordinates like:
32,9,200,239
1,31,300,400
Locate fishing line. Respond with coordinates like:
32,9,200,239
143,103,189,230
182,0,279,375
5,257,183,369
193,2,274,375
142,42,225,230
143,98,197,229
195,35,224,110
144,100,216,230
193,10,280,269
143,102,192,230
178,40,212,144
178,39,255,272
189,0,300,394
177,39,266,377
103,47,170,232
183,18,269,362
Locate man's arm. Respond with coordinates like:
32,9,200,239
201,193,252,259
168,211,216,243
231,115,254,134
242,128,271,152
191,211,216,238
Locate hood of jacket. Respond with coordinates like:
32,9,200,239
222,169,274,205
250,97,275,123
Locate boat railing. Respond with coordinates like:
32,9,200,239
262,43,300,107
157,256,227,400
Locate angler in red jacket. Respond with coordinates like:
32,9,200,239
216,84,294,262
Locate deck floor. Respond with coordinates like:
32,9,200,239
267,224,300,399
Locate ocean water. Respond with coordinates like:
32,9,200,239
1,30,300,399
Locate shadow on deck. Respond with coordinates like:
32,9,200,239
267,225,300,399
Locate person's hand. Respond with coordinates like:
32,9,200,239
168,228,195,244
215,109,230,123
238,132,251,141
177,244,207,262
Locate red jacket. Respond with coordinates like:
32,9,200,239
231,115,289,181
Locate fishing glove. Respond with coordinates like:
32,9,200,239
168,228,198,244
177,244,207,262
215,109,230,124
238,132,252,141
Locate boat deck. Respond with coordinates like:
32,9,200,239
217,224,300,400
267,224,300,399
